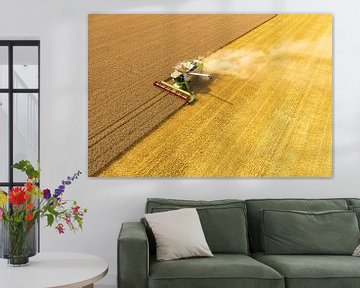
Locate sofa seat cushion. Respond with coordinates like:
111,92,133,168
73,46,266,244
253,252,360,288
149,254,284,288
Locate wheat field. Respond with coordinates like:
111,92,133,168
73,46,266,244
99,14,332,177
88,14,275,176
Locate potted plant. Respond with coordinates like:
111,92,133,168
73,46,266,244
0,160,86,266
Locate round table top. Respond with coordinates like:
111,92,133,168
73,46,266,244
0,252,108,288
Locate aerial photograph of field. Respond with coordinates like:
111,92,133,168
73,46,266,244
88,14,332,177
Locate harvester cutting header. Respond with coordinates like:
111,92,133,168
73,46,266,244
154,59,212,103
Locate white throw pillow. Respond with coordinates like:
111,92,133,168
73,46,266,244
353,244,360,256
145,208,213,261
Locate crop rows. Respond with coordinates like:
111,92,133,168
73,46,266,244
88,14,275,176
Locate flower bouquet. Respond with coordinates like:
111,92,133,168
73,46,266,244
0,160,87,266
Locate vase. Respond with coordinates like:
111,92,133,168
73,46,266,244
0,220,37,266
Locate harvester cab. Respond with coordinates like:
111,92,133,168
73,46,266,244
154,59,211,104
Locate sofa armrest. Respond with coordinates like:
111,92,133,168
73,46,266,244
118,222,149,288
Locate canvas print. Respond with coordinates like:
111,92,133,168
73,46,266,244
88,14,332,177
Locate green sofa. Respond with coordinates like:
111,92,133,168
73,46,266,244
118,198,360,288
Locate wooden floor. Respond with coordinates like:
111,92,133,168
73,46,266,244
100,14,332,177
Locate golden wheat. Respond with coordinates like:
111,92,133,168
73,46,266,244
100,14,332,177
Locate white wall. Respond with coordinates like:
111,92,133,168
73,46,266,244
1,0,360,286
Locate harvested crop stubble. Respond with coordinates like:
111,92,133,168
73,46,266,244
88,14,276,176
100,14,332,177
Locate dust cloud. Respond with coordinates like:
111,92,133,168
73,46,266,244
202,36,331,79
204,49,266,79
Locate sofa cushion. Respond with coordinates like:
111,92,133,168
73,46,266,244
349,205,360,228
252,252,360,288
347,199,360,229
347,198,360,207
246,198,349,252
146,198,249,254
145,208,213,261
261,209,359,255
149,254,284,288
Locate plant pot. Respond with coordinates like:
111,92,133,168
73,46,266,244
0,220,37,266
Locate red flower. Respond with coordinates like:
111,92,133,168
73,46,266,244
26,203,34,210
25,182,33,192
26,214,33,221
56,223,65,234
24,193,31,200
72,205,80,215
65,214,71,225
9,187,26,205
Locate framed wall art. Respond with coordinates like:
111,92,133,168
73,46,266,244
88,14,332,177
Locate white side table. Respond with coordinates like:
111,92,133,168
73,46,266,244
0,252,108,288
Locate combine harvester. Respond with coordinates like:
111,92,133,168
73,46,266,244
154,59,212,104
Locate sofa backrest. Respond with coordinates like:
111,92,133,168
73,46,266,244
245,198,349,252
348,198,360,207
145,198,249,254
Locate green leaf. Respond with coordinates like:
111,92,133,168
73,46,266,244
47,214,54,227
12,160,40,180
46,205,60,217
75,216,83,230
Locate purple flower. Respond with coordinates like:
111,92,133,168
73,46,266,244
43,189,51,200
54,171,82,199
54,189,63,198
